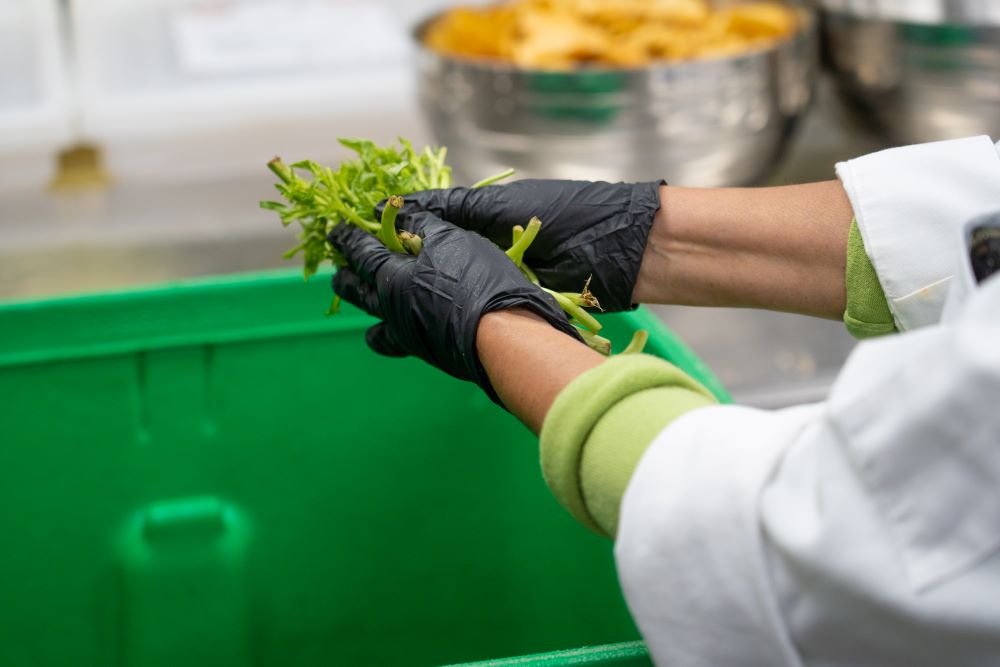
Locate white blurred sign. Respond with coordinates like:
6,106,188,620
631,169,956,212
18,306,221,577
171,0,409,75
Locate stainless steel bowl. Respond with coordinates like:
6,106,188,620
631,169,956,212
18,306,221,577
820,0,1000,144
413,6,817,187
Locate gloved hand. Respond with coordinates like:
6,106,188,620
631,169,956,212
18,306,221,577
378,179,664,312
329,211,583,404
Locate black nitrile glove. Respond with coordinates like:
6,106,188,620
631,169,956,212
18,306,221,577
329,211,583,404
377,179,664,312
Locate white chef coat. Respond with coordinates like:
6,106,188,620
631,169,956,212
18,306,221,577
614,136,1000,666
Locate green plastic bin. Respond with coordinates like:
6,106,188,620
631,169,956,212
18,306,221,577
0,269,727,666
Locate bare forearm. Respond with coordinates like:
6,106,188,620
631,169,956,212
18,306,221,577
478,181,854,430
634,181,855,319
476,308,603,433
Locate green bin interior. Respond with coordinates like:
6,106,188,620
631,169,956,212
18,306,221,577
0,269,727,666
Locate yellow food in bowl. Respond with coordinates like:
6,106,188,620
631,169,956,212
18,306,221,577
423,0,799,69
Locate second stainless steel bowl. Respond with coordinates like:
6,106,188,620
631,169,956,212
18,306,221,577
414,7,817,187
820,0,1000,144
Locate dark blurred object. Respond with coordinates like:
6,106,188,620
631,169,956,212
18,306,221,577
413,4,818,187
820,0,1000,144
970,218,1000,284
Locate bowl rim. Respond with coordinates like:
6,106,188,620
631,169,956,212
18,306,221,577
411,4,817,75
816,0,1000,27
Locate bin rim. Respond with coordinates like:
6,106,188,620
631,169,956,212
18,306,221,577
0,267,730,402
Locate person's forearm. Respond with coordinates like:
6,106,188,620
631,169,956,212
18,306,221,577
476,308,604,433
633,181,855,319
477,308,719,537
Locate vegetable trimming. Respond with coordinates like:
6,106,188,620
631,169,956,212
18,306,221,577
261,137,644,355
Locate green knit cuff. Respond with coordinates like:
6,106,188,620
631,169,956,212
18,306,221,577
844,218,897,339
539,353,717,537
580,385,717,537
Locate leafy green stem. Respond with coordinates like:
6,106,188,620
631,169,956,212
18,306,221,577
519,262,540,285
506,217,541,267
544,288,602,333
471,167,516,189
379,195,406,253
511,225,524,245
560,276,601,310
580,330,612,356
267,157,293,184
621,330,649,355
400,230,423,255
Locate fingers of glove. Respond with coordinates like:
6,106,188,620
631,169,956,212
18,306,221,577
379,188,480,226
395,209,455,239
331,268,382,319
329,223,407,283
365,322,409,358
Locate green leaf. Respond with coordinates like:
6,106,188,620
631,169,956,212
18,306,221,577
262,137,494,300
337,138,375,154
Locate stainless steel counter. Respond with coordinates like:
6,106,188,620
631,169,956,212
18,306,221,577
0,82,889,407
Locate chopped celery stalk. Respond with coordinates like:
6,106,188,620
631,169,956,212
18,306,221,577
580,330,612,356
400,231,423,255
506,217,541,267
379,195,405,253
544,288,602,333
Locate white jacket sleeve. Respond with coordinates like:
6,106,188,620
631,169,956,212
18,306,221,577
614,137,1000,667
836,136,1000,331
616,273,1000,667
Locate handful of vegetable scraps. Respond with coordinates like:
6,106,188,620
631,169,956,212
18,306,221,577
260,137,646,356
